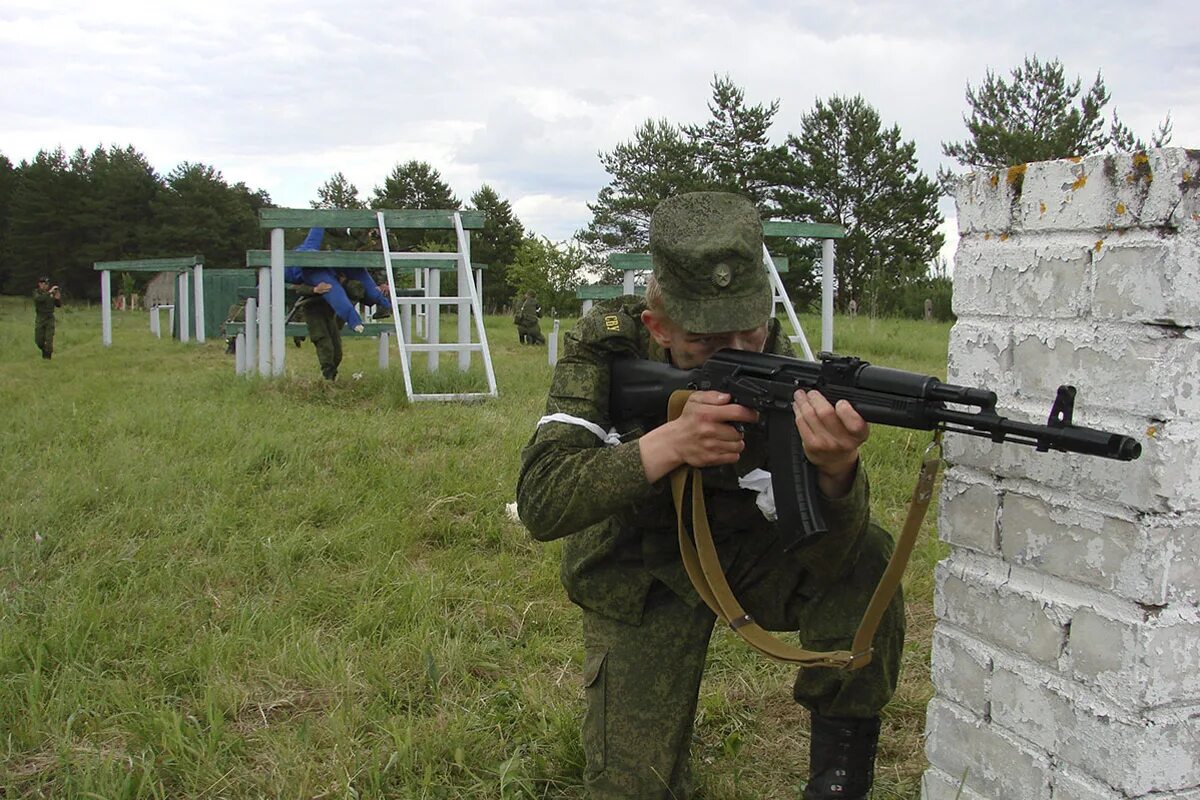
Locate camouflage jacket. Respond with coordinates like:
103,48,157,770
33,288,60,319
516,296,873,624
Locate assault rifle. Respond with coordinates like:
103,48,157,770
611,350,1142,551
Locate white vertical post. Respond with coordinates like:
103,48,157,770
168,305,176,338
549,319,560,366
427,268,441,372
821,238,834,354
177,273,190,343
193,264,206,343
623,271,635,295
415,268,426,337
270,228,285,375
244,297,258,376
257,267,271,376
100,270,113,346
458,264,471,372
582,299,594,316
401,303,412,345
150,305,160,337
234,333,246,375
378,331,389,370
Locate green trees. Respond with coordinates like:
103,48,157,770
468,184,525,311
579,77,944,318
507,236,587,316
779,95,943,314
941,55,1173,173
150,162,263,269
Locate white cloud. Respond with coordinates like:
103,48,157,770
1,0,1196,245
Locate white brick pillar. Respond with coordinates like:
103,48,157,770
923,148,1200,800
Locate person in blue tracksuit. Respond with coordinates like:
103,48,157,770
283,228,390,331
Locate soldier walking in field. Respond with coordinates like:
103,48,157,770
290,275,369,381
514,289,545,345
33,276,62,359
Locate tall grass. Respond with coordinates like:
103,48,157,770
0,298,952,798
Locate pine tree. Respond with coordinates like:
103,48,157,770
468,184,525,311
778,95,943,315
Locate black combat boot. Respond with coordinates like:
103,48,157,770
802,715,880,799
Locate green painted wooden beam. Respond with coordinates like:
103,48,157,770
576,284,645,299
606,253,789,272
258,208,485,230
244,250,487,270
762,220,846,239
222,321,395,338
93,256,204,271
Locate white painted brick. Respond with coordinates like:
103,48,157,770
987,659,1200,794
921,765,991,800
934,555,1067,665
1091,234,1200,326
1067,607,1200,709
1007,326,1200,419
1000,491,1170,605
1164,517,1200,606
951,235,1092,319
1014,149,1198,232
1051,764,1129,800
953,170,1017,235
944,418,1198,514
937,472,1000,554
924,697,1052,799
929,626,993,717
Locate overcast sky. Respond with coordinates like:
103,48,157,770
3,0,1197,265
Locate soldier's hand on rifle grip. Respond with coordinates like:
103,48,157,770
638,390,760,483
793,389,869,499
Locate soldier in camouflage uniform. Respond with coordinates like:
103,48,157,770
517,193,903,799
33,276,62,359
290,275,368,381
514,290,546,345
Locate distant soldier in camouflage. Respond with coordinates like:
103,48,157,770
290,275,368,381
517,193,902,799
33,276,62,360
513,290,545,345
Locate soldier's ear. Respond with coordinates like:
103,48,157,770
641,308,676,349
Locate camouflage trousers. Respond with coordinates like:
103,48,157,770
306,313,342,380
579,525,904,799
34,317,55,355
517,321,545,345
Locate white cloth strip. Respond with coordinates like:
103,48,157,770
537,413,623,446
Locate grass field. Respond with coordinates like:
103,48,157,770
0,297,952,799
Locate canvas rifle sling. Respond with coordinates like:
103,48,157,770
666,389,941,670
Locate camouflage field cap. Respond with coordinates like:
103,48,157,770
650,192,770,334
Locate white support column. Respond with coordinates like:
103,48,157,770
234,333,247,375
177,272,190,343
257,267,271,376
427,268,441,372
623,271,635,295
150,305,161,337
582,298,594,316
244,297,258,376
378,332,389,370
549,319,560,366
193,264,206,343
270,228,285,375
401,303,413,345
100,270,113,346
821,238,834,354
458,266,472,372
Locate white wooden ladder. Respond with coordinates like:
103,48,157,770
376,211,498,402
762,244,815,360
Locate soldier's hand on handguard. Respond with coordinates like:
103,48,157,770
638,390,759,484
793,389,869,499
